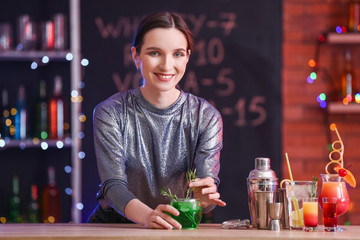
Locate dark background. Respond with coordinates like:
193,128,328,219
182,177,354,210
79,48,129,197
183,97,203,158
0,0,282,223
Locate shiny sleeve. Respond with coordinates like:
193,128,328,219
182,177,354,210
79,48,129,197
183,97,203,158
194,104,223,213
194,104,223,184
93,102,136,216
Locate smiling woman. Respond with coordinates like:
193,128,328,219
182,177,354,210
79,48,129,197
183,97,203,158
88,11,226,229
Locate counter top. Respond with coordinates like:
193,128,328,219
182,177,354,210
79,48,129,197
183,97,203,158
0,223,360,240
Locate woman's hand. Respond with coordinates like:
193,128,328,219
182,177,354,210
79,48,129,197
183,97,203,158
188,177,226,209
145,204,182,229
125,199,182,229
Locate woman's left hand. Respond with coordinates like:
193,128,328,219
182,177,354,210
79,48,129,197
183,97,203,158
188,177,226,209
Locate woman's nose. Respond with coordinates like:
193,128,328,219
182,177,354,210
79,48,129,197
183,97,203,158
159,55,173,71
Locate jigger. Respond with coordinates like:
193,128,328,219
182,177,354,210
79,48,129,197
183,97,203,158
268,202,283,231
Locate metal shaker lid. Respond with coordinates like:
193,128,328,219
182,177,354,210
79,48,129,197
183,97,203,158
247,157,277,180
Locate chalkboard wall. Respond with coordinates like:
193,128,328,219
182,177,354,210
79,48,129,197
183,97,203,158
81,0,282,223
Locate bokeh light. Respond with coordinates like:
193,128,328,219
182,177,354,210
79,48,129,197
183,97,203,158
320,101,327,108
42,56,49,64
76,203,84,210
319,93,326,101
310,72,317,80
56,141,64,149
336,26,342,33
31,62,38,70
355,93,360,103
64,165,72,173
81,58,89,66
307,76,314,84
41,142,48,150
66,53,73,61
308,59,316,68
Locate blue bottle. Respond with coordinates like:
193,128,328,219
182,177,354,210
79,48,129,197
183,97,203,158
14,85,28,140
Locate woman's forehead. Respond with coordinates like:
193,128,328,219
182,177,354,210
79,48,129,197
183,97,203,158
142,28,188,50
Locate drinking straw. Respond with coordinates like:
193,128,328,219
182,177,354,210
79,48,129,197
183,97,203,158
333,126,344,168
285,153,294,182
285,153,303,226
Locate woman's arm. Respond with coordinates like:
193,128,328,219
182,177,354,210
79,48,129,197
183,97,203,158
193,101,226,211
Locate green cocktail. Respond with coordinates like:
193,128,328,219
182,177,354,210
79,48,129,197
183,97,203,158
169,198,202,229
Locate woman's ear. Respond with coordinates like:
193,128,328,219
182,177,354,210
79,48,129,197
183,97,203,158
131,47,140,69
186,49,191,63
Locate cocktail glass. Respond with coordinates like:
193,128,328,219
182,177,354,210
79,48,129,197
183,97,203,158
319,174,349,231
286,181,313,230
303,198,318,231
322,197,338,232
169,198,202,229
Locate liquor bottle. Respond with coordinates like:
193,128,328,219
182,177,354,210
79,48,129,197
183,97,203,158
34,80,48,139
9,175,22,223
0,88,11,139
49,76,65,139
28,184,40,223
42,166,61,223
349,0,360,32
341,50,355,103
14,85,28,140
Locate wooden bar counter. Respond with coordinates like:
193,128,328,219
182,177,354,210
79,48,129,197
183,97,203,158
1,224,360,240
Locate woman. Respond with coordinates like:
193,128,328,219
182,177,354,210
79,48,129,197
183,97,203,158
89,11,226,229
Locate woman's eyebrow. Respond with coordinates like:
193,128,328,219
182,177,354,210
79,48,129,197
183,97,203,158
144,47,186,52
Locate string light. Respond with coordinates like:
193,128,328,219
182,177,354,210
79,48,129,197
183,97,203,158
355,93,360,103
42,56,49,64
336,26,342,33
66,53,73,61
318,34,325,42
308,59,316,68
307,76,314,84
310,72,317,80
79,114,86,122
317,93,327,108
41,142,48,150
31,62,38,70
80,58,89,66
64,165,72,173
76,203,84,210
78,151,85,159
56,140,64,149
33,138,40,145
0,139,5,148
65,188,72,195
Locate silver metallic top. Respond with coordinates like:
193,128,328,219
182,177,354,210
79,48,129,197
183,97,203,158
93,88,223,216
247,157,277,180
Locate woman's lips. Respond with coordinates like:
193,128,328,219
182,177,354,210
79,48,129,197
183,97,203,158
155,73,174,81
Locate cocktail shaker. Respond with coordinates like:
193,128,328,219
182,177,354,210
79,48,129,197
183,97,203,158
247,157,278,229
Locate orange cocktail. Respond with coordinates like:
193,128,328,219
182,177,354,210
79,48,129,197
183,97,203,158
319,175,350,216
303,199,318,231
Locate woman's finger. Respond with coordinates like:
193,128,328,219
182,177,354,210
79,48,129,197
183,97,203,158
150,215,173,229
156,204,179,216
189,177,214,188
208,192,220,200
152,205,182,229
211,198,227,207
201,185,217,194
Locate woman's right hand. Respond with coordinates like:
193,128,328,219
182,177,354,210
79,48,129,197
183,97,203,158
125,199,182,229
145,204,182,229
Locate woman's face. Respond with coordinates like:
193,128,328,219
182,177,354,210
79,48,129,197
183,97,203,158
132,28,190,93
